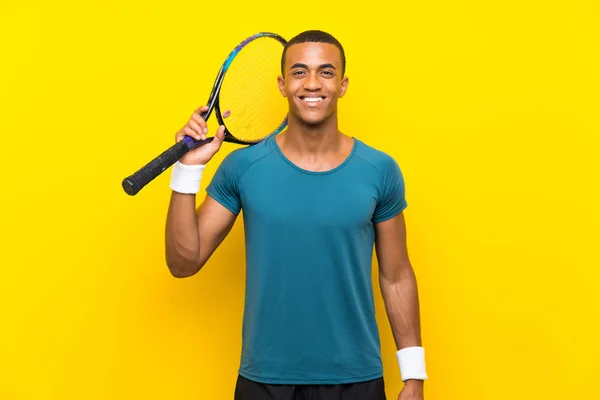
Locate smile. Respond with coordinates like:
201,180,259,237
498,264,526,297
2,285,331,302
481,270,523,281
299,96,326,103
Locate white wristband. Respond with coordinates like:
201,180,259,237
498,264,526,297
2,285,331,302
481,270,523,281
396,346,428,381
170,161,206,194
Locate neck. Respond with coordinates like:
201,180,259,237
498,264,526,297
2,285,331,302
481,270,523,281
278,113,343,155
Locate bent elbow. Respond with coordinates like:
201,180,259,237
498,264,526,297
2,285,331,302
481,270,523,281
166,258,204,278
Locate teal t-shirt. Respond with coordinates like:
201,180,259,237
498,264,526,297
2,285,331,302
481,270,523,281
206,134,407,385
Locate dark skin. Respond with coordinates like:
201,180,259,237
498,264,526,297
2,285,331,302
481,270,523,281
275,42,353,172
276,42,425,400
164,41,425,400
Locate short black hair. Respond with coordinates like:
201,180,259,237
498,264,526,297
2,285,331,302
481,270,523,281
281,30,346,77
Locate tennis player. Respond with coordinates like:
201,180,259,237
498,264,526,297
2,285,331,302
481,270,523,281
165,30,428,400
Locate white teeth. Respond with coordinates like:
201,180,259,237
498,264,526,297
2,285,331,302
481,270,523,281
303,97,323,102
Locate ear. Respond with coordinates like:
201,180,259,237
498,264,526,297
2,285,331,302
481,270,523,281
339,76,349,98
277,75,287,97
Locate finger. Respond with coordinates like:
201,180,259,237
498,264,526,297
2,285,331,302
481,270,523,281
213,125,226,145
222,109,231,118
195,105,209,114
187,120,206,140
184,126,202,141
191,113,209,135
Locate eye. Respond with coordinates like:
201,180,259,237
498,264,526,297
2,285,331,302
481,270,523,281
321,70,334,76
292,70,306,76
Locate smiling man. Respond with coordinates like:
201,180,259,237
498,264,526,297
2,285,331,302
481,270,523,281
164,30,428,400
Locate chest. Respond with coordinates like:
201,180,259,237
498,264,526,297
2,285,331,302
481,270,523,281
239,170,379,229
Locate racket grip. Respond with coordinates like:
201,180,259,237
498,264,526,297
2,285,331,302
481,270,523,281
122,139,191,196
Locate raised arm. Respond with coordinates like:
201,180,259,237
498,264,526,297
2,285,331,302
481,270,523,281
164,105,235,278
165,192,236,278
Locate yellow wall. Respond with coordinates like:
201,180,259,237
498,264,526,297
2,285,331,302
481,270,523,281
1,0,599,399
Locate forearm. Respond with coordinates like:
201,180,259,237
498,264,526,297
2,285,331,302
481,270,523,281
379,265,422,350
375,214,428,388
165,191,201,277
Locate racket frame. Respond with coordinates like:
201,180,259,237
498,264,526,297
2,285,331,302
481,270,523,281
184,32,289,149
121,32,288,196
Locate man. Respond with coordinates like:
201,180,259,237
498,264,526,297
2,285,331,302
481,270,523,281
165,30,428,400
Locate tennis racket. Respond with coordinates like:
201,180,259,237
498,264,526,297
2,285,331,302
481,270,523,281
121,32,288,196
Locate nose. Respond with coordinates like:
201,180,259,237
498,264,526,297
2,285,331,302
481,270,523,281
303,71,321,91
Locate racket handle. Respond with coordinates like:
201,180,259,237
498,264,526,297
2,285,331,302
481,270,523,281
122,136,204,196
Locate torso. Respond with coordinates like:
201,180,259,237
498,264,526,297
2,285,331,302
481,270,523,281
205,134,407,384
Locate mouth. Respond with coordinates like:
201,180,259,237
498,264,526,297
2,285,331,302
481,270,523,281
298,95,326,105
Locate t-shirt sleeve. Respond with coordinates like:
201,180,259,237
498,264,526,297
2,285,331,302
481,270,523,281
373,157,408,223
205,152,242,215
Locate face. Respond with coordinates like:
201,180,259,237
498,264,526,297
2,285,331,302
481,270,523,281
278,42,349,126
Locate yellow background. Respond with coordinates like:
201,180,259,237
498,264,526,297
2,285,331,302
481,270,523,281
1,0,599,399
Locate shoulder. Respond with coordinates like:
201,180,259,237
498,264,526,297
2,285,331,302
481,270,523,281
356,140,408,220
352,138,402,175
205,136,276,212
215,134,277,179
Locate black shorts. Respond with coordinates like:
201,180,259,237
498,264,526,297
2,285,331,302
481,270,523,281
234,374,387,400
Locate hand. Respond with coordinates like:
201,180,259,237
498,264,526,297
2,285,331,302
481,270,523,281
176,106,228,165
398,380,424,400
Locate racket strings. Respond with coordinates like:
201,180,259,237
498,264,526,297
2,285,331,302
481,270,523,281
219,38,288,142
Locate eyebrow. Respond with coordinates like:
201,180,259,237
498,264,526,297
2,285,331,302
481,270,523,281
290,63,337,70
